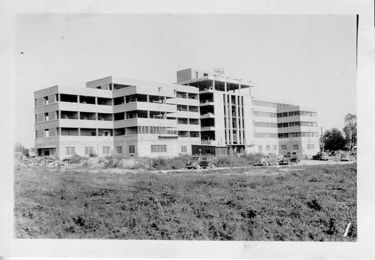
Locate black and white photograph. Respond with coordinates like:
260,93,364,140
1,0,374,258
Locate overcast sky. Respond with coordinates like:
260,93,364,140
15,14,357,148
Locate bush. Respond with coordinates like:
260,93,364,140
68,154,87,164
103,158,122,168
149,155,192,170
212,155,253,168
89,152,97,158
242,153,264,165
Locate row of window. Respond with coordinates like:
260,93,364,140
257,143,315,152
253,111,277,118
277,111,318,118
278,132,319,138
258,144,278,151
66,146,113,156
254,133,278,138
253,111,317,118
116,145,188,154
277,121,318,128
254,132,319,139
253,122,278,128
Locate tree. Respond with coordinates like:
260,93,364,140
343,113,357,150
14,143,25,153
322,128,346,151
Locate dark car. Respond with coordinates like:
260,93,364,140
278,158,290,165
312,152,329,161
279,152,300,165
186,156,211,169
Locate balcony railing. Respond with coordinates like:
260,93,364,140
201,126,215,131
201,113,215,118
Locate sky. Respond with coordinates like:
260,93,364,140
15,14,357,148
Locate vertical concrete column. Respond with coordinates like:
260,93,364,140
224,81,229,145
146,95,150,102
77,95,80,103
95,97,98,105
239,96,244,144
147,111,150,118
235,95,240,144
58,110,61,119
78,128,81,136
78,111,80,120
95,113,98,120
212,79,215,91
96,128,98,136
229,94,233,145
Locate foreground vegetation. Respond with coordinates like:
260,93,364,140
14,163,357,240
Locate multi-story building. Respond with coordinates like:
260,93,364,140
176,68,254,155
252,99,320,157
34,76,201,158
34,68,320,158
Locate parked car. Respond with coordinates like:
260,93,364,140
312,152,329,161
254,158,270,167
279,152,300,165
340,152,355,162
186,156,211,169
278,158,290,165
289,157,300,165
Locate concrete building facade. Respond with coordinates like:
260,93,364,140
34,68,320,158
252,99,320,157
176,68,254,155
34,76,201,158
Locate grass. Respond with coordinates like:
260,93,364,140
14,163,357,240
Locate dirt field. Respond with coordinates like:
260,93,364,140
14,163,357,241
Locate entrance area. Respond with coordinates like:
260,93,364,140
37,148,56,156
192,145,228,156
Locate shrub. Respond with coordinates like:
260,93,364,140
89,152,97,158
242,153,264,165
149,155,192,170
103,158,122,168
150,158,167,170
68,154,84,164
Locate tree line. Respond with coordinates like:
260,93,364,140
321,113,357,151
